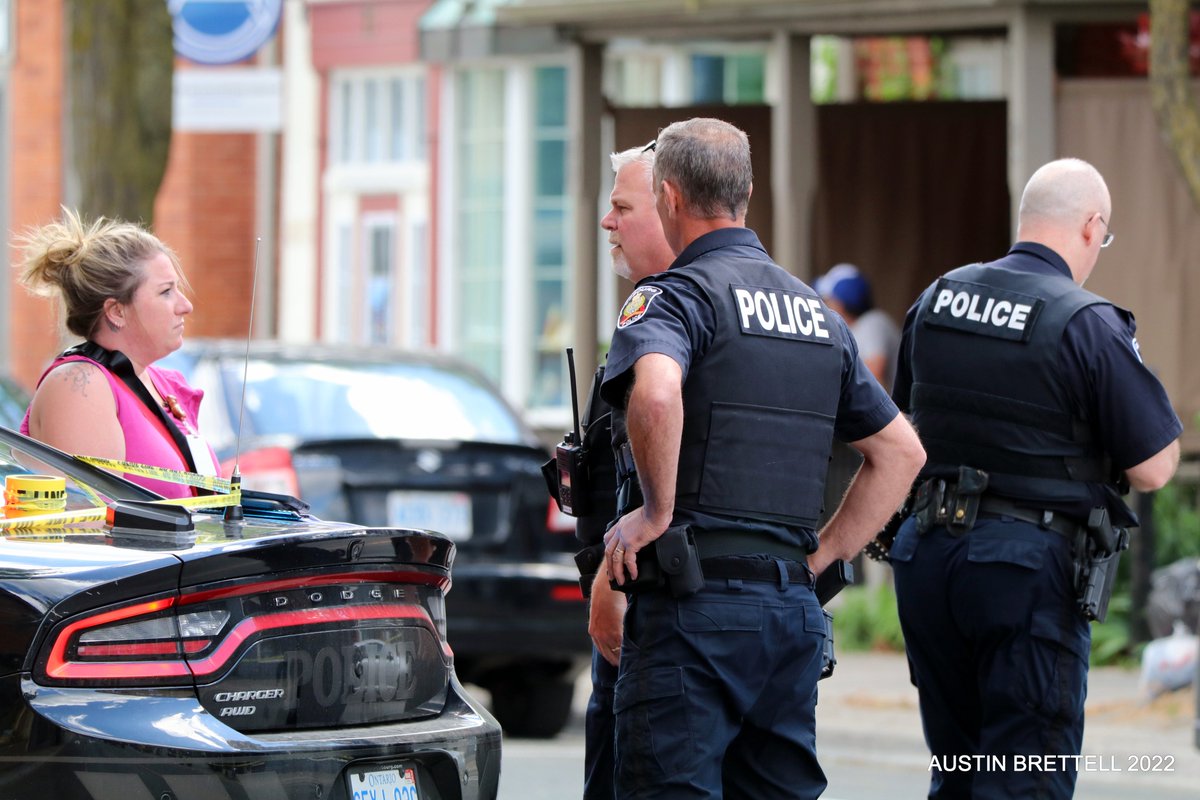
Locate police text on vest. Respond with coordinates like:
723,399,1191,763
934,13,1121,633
731,285,832,343
924,278,1043,342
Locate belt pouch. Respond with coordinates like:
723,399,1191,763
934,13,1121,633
574,543,604,598
946,467,989,535
913,478,945,535
655,526,704,598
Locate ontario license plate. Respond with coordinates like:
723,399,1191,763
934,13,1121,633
387,490,472,540
347,765,421,800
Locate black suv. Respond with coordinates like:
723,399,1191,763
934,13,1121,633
161,340,591,737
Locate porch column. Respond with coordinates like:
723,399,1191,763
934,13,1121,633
1008,8,1056,232
772,32,816,280
569,40,603,384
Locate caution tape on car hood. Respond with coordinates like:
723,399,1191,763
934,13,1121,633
0,456,242,533
75,455,234,494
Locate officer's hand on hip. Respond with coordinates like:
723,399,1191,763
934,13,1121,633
603,506,667,586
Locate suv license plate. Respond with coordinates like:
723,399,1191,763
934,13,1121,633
387,490,472,540
347,765,421,800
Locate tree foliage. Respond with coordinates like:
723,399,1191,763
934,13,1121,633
1149,0,1200,210
67,0,174,225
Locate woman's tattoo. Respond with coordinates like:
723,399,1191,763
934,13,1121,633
61,364,92,397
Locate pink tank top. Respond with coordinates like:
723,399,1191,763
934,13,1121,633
21,355,217,499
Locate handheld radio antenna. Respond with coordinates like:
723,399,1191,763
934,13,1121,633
224,237,262,522
566,347,582,444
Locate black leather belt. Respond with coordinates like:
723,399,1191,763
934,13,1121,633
978,497,1083,538
700,556,812,585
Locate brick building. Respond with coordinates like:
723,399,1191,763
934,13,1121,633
2,1,262,390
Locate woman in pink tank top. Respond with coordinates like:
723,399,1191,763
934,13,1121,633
16,209,217,499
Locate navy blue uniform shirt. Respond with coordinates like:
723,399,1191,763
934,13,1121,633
893,242,1182,520
602,227,897,549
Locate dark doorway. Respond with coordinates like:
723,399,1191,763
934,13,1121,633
812,100,1011,321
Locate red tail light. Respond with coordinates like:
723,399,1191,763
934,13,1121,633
221,446,300,496
38,571,450,687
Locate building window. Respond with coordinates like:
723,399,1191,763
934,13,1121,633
530,66,570,409
330,70,426,166
605,43,767,107
445,63,572,416
363,216,396,345
454,68,506,382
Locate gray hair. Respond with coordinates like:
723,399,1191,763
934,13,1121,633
1018,158,1110,228
652,118,752,220
609,141,656,175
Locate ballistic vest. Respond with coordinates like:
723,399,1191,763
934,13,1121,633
908,261,1118,511
669,252,845,528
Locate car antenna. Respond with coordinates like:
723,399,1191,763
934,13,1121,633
224,237,262,522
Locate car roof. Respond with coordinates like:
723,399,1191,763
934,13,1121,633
178,339,482,372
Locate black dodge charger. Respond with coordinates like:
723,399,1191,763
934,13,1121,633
0,426,501,798
160,340,592,738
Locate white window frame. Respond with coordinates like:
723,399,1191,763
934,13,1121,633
438,57,573,417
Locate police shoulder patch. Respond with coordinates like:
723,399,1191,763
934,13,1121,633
617,286,663,329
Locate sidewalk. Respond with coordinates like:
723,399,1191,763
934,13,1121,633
816,650,1199,795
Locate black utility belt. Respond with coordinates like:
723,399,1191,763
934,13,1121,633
700,556,811,585
913,470,1084,538
977,497,1082,538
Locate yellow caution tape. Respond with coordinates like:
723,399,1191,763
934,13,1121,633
75,455,234,494
152,489,242,509
4,475,68,514
0,506,108,531
0,454,245,532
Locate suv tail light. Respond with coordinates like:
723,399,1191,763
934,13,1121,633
38,571,450,687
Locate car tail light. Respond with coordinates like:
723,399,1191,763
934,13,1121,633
546,498,576,534
550,584,585,602
38,571,450,687
221,446,300,497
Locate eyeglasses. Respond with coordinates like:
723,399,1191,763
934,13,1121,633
1096,214,1114,248
641,139,656,153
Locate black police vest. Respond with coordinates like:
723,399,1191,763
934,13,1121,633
908,262,1115,509
669,253,845,528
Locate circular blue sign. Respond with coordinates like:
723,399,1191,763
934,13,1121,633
170,0,283,65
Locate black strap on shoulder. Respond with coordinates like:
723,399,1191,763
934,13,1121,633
60,341,200,474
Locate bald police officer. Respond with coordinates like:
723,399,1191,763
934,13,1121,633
601,117,925,799
890,158,1181,799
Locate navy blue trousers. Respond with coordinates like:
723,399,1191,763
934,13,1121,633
890,517,1091,800
585,646,619,799
613,564,827,799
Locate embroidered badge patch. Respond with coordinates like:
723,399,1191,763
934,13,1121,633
617,286,663,329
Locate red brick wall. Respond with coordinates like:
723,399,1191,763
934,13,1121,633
153,129,258,339
9,1,65,387
310,0,431,70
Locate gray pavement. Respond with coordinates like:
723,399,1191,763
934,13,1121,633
817,649,1200,797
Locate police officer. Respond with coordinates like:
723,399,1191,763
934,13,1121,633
601,117,925,798
572,142,675,800
890,158,1181,799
